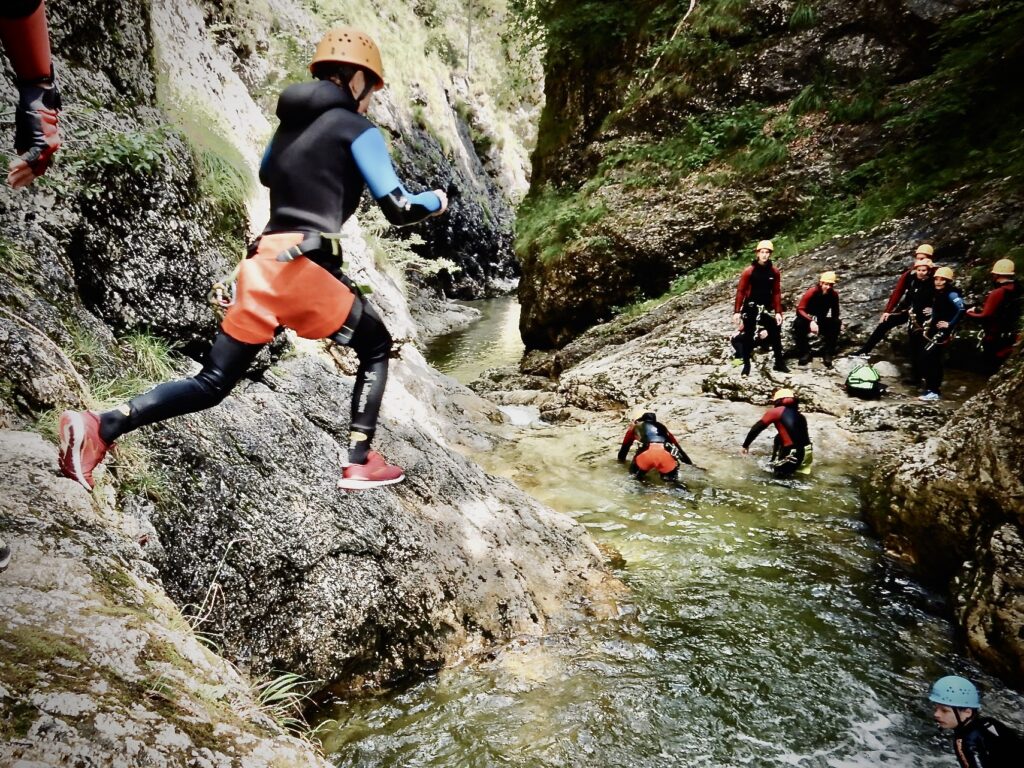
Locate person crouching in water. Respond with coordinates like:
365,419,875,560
617,409,693,482
928,675,1019,768
793,271,841,367
919,266,965,402
741,388,811,478
57,27,448,491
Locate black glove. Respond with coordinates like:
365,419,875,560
14,75,61,176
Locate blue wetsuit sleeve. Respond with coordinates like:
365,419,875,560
258,140,272,185
948,291,966,328
351,127,442,225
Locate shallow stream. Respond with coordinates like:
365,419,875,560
323,298,1023,768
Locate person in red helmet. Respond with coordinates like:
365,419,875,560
1,0,61,188
57,26,448,492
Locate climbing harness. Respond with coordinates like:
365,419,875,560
923,328,954,352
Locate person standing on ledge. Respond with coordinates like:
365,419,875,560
965,258,1021,375
1,0,61,188
57,26,448,492
856,244,935,356
918,266,965,402
733,240,789,375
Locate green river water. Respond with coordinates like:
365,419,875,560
323,298,1023,768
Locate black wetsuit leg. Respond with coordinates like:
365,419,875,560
922,344,944,394
908,328,927,384
773,446,804,478
740,303,759,365
331,297,392,464
98,332,264,444
860,313,905,354
819,317,840,357
793,315,812,359
760,311,784,362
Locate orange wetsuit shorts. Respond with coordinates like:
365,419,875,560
634,443,678,474
221,232,356,345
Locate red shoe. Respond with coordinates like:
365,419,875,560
58,410,111,491
338,451,405,490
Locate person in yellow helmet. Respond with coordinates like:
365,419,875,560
58,26,449,492
965,258,1021,374
733,240,789,375
856,245,936,356
793,271,841,367
741,388,811,477
918,266,965,401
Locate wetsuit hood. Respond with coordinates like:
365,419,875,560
276,80,358,127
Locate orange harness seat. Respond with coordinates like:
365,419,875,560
633,443,678,474
221,232,356,345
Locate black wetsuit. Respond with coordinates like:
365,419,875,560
735,260,785,367
921,283,965,395
894,275,936,383
743,401,810,478
793,284,840,362
948,716,1018,768
98,81,439,464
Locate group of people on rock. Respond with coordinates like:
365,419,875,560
731,239,1021,402
732,239,843,374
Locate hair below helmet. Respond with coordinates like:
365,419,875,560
992,258,1015,276
310,27,385,89
934,266,955,280
929,676,980,709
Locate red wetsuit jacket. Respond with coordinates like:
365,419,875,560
735,261,783,314
797,284,840,322
966,280,1021,338
743,403,809,450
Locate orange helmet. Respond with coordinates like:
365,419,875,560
310,27,385,90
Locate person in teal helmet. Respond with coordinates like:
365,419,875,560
928,675,1019,767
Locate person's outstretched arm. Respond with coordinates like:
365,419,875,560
1,0,61,188
351,126,447,225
